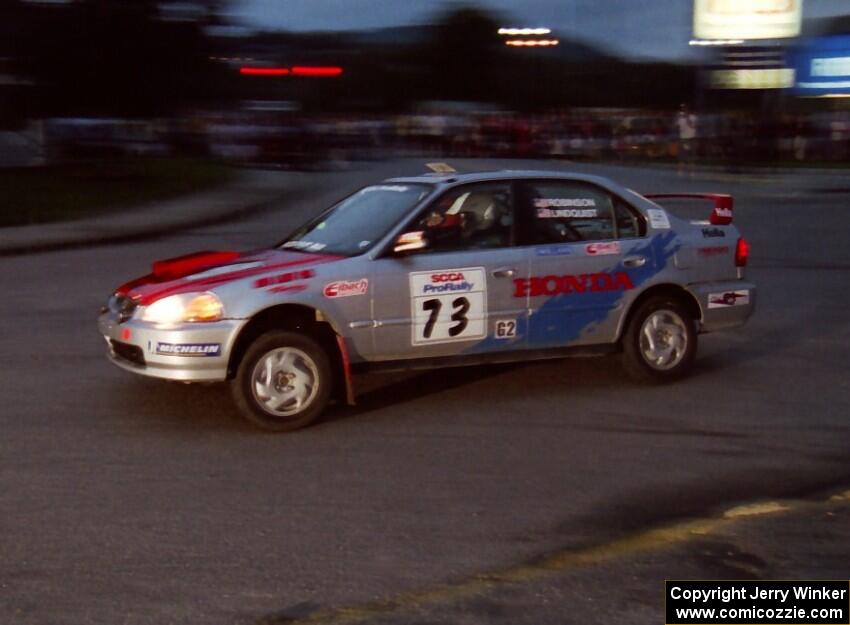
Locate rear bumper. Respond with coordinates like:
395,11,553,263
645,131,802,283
98,312,246,382
689,280,756,332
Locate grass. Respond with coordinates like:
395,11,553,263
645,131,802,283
0,158,234,227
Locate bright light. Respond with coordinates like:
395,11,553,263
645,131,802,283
498,27,551,36
240,66,343,77
689,39,745,46
291,66,343,77
505,39,560,47
140,293,224,325
240,67,291,76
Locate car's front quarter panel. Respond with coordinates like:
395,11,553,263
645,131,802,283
213,255,375,362
98,312,246,382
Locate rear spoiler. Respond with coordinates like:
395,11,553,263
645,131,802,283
642,193,733,225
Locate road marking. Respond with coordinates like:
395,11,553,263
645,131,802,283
276,488,849,625
723,501,789,519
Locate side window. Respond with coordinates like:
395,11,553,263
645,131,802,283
614,199,647,239
527,182,615,243
413,182,513,253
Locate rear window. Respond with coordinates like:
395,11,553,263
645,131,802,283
526,181,615,243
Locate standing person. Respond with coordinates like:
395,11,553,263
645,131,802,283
676,104,698,176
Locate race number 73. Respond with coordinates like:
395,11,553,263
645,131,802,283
410,268,487,345
421,296,469,339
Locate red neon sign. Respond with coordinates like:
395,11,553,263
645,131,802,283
240,67,291,76
239,66,343,77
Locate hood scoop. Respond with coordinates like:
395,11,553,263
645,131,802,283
151,250,241,281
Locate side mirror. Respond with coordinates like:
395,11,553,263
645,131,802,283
393,230,428,254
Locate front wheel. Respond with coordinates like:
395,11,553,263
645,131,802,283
621,296,697,384
231,331,332,431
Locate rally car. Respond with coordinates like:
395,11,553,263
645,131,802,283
99,167,755,431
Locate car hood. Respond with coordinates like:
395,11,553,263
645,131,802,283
117,249,343,305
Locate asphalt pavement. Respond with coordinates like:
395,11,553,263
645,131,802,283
1,158,849,625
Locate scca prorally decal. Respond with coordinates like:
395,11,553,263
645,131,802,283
513,272,634,298
708,290,750,308
409,267,487,345
253,269,314,289
698,245,729,257
420,272,475,294
324,279,368,298
585,241,621,256
702,227,726,238
156,342,221,357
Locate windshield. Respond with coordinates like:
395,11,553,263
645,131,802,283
280,184,432,256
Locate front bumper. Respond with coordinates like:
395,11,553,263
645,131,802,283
690,280,757,333
98,312,246,382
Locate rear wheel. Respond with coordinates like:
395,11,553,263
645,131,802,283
621,296,697,383
231,331,331,431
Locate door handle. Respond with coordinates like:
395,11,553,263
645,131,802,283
623,256,647,268
492,267,516,278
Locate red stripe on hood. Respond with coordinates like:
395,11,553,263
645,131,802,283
119,249,343,305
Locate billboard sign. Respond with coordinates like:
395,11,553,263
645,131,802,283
694,0,803,40
792,35,850,96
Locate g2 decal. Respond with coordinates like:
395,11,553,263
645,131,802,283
410,268,486,345
494,319,517,339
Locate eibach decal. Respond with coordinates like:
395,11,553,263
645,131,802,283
324,279,369,298
585,241,621,256
708,290,750,308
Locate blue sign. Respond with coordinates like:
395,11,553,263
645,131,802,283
792,35,850,96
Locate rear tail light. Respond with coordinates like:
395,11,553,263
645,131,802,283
735,237,750,267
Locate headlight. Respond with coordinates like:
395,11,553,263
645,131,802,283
138,292,224,324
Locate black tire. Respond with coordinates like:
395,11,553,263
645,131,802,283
231,330,332,432
621,296,697,384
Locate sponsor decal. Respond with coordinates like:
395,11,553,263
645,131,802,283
534,198,597,208
269,284,308,294
585,241,621,256
324,279,368,298
646,208,671,230
188,261,264,280
698,245,730,257
282,240,327,251
409,268,487,345
536,208,598,219
702,227,726,238
536,245,573,256
708,289,750,308
421,272,475,294
713,206,733,219
253,269,314,289
513,271,634,298
494,319,517,339
362,185,410,193
156,342,221,357
121,328,132,341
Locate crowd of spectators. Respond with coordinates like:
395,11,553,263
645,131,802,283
31,106,850,169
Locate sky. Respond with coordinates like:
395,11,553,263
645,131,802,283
231,0,850,60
